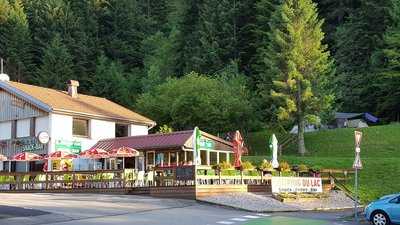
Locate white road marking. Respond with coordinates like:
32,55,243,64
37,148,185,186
243,215,260,219
231,218,248,221
256,213,271,217
217,221,235,224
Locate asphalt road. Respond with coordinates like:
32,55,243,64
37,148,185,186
0,193,366,225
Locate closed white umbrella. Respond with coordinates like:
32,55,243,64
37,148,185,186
271,134,279,168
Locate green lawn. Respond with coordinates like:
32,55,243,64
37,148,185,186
243,124,400,203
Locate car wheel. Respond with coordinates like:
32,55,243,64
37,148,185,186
371,211,390,225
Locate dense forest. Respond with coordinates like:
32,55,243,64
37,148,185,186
1,0,400,140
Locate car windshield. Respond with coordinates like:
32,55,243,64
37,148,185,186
380,194,399,200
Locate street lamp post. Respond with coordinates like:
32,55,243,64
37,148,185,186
353,131,363,223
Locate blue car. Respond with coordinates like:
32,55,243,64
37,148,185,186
365,193,400,225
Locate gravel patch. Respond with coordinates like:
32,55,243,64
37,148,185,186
197,191,355,212
286,190,355,210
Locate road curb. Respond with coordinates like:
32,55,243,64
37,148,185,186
196,199,364,213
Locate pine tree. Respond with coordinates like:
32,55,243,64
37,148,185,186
35,35,74,90
98,0,149,69
372,25,400,120
197,0,240,74
334,0,399,112
91,54,130,106
0,0,32,82
268,0,334,155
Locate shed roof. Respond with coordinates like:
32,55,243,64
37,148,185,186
92,130,233,152
335,112,363,119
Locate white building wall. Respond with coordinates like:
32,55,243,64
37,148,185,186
129,124,148,136
0,121,11,140
90,119,115,140
48,113,73,153
16,118,30,138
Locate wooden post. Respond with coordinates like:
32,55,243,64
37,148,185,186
218,169,221,185
45,173,48,190
72,173,76,189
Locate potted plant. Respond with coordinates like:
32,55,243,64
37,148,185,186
310,165,322,177
259,160,274,176
279,161,293,176
298,164,309,177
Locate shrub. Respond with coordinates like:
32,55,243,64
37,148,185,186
259,160,274,171
219,161,234,170
311,165,322,172
279,161,291,172
298,164,309,172
241,161,254,170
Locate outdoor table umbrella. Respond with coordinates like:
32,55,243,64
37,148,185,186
12,152,43,172
79,148,109,170
109,147,139,169
45,151,78,171
45,151,78,160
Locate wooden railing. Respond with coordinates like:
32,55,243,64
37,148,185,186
0,167,354,192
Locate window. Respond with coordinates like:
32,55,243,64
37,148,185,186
73,118,89,137
178,151,185,165
115,124,129,137
155,153,164,166
186,151,193,164
210,152,218,165
170,152,177,166
147,152,155,166
163,152,169,166
200,150,208,165
219,152,227,163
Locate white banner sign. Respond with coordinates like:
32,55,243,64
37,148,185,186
271,177,322,193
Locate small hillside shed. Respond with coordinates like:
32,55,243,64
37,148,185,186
335,112,379,128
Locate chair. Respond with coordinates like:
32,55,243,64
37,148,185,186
136,171,145,187
145,171,154,186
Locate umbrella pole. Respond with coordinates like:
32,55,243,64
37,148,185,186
9,160,11,172
26,161,28,172
123,157,125,170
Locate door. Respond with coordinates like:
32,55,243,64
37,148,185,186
387,196,400,223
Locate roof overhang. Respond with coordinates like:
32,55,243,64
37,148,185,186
0,81,52,112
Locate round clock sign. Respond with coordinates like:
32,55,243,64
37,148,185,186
37,131,50,144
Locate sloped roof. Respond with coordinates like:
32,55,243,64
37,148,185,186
0,81,155,126
93,130,194,151
92,130,233,151
335,112,363,119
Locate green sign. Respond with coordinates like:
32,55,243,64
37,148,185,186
55,140,82,154
17,137,45,152
199,139,215,149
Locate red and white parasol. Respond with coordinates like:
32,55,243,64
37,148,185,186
80,148,109,170
12,152,43,161
46,151,78,160
80,148,109,159
109,147,139,158
12,152,43,172
109,147,139,169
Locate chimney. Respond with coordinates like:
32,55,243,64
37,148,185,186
67,80,79,98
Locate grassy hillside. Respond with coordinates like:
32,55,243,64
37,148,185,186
243,124,400,203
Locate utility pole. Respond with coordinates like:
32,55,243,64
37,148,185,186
353,131,363,223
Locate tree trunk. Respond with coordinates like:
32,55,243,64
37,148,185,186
297,81,306,156
298,116,306,156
